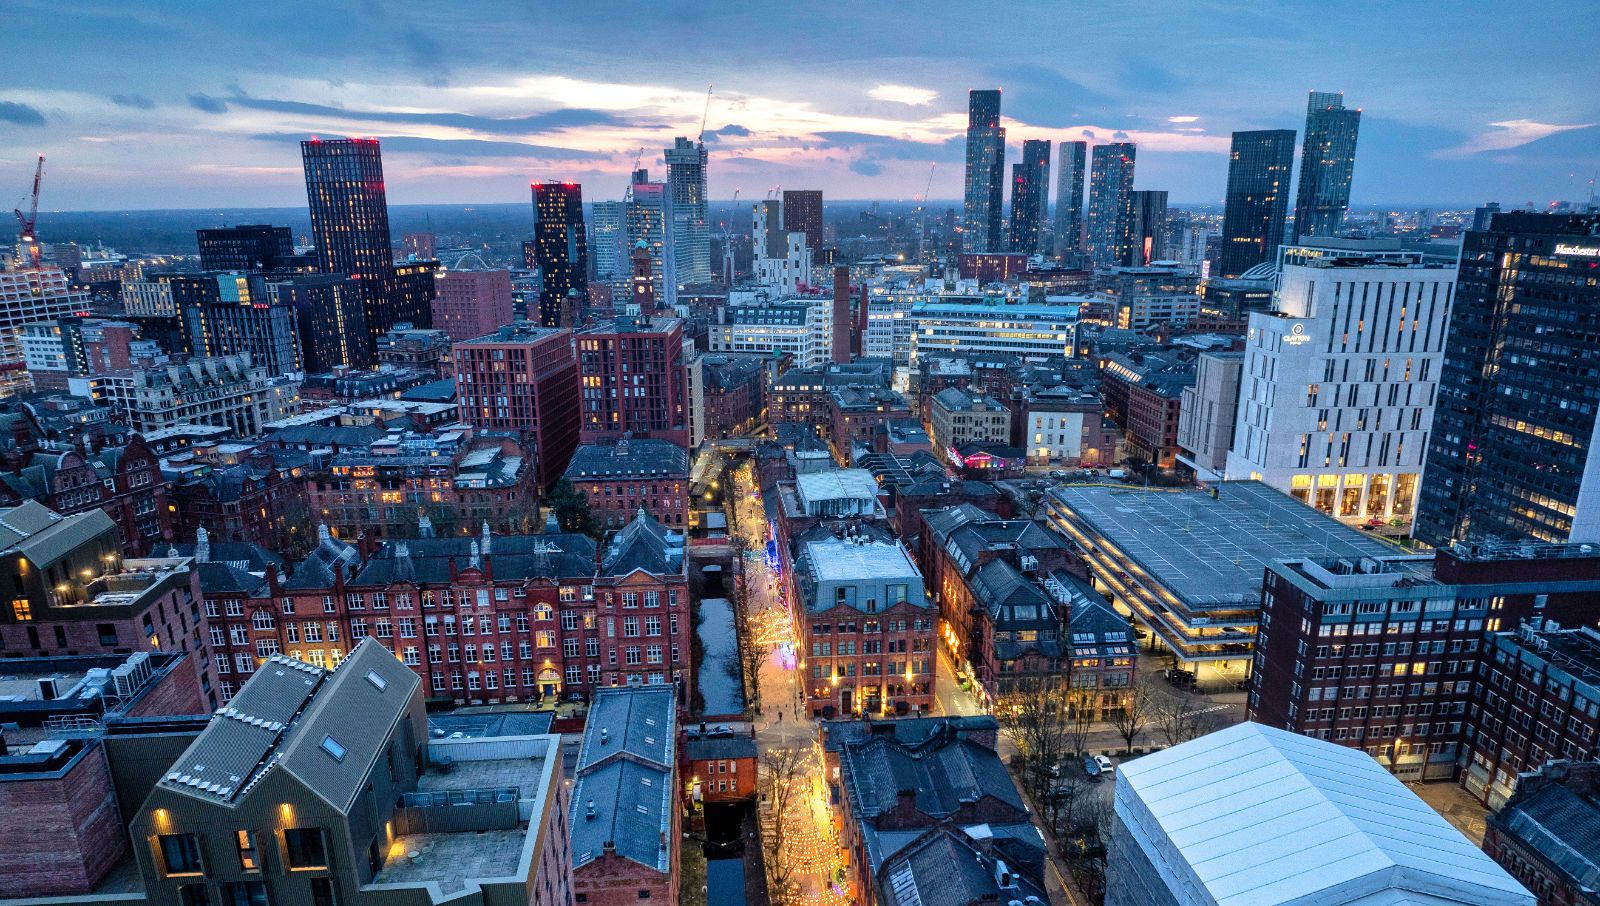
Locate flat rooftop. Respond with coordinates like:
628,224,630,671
374,829,526,896
1049,481,1393,606
805,536,919,584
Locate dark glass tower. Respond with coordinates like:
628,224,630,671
1008,139,1051,254
962,89,1006,253
301,139,399,351
1124,190,1169,266
1054,141,1087,258
529,182,590,328
1086,142,1136,269
197,224,294,273
1292,91,1360,242
1218,129,1295,278
782,189,824,253
1414,213,1600,547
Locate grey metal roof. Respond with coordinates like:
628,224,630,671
563,438,689,481
577,686,676,773
0,501,116,566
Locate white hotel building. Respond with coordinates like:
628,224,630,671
1225,252,1456,526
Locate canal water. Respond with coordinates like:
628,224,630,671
705,802,751,906
696,596,745,717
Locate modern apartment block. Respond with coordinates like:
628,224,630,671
1226,249,1456,526
1177,350,1244,480
1293,90,1361,242
576,316,688,447
1218,129,1296,278
1054,141,1088,258
1,266,92,397
453,322,581,489
1086,143,1136,270
431,268,514,341
961,89,1006,253
529,181,591,328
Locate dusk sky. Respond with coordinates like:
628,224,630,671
4,1,1598,211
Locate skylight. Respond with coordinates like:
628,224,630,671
320,736,347,762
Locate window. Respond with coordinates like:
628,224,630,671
178,883,210,906
97,623,119,646
320,736,347,762
365,670,388,692
158,833,203,875
235,830,259,871
311,876,338,906
222,881,268,906
283,827,329,869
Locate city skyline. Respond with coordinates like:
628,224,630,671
2,1,1596,210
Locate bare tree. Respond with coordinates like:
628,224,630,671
759,746,807,906
1068,792,1114,905
1152,685,1224,749
998,677,1073,824
731,584,769,712
1108,672,1161,753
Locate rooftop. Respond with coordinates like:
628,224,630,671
804,535,920,584
1116,722,1532,906
796,469,879,505
564,438,689,480
458,321,567,345
1047,481,1393,607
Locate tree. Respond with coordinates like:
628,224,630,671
1152,685,1224,749
1109,672,1161,753
732,585,770,712
759,746,808,906
998,677,1073,826
546,478,602,538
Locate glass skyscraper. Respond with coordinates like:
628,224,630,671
1292,91,1361,242
1218,129,1295,278
529,181,590,327
301,138,404,349
1054,141,1087,259
1414,213,1600,546
664,137,712,286
1008,139,1051,254
1086,142,1136,270
962,89,1006,253
1124,190,1169,266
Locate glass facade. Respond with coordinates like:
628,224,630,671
1293,91,1361,242
300,139,400,354
961,89,1006,253
529,182,590,327
1086,143,1136,270
1219,129,1296,278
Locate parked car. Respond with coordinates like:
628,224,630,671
1165,668,1196,689
1084,754,1114,778
1093,754,1115,776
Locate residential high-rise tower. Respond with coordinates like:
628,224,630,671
1086,142,1136,269
1218,129,1295,278
1008,139,1051,254
1054,141,1087,258
782,189,824,253
1124,190,1169,266
300,138,403,348
665,137,712,286
961,89,1006,253
1292,91,1361,242
529,181,590,327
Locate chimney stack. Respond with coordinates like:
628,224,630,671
831,265,851,365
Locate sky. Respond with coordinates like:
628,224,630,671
2,1,1597,211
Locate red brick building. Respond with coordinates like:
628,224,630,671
0,434,170,556
684,733,758,804
454,322,581,489
957,252,1028,283
165,452,307,555
1098,352,1195,467
563,438,690,530
1483,760,1600,906
431,268,516,341
576,316,689,447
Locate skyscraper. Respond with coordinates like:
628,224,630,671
1008,139,1051,254
664,137,712,286
1054,141,1087,258
626,170,676,311
782,189,824,252
590,201,626,281
300,138,400,347
1292,91,1361,242
961,89,1006,253
196,224,295,273
1086,142,1136,269
1218,129,1296,278
529,181,590,327
1124,190,1169,266
1414,213,1600,547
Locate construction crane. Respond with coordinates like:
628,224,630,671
697,84,714,143
917,162,937,262
13,153,44,269
722,187,740,287
620,146,646,203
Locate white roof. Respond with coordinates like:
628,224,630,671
804,536,919,584
1115,722,1533,906
796,469,879,504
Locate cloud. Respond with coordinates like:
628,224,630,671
110,93,155,110
1167,115,1199,124
1438,119,1597,157
1119,61,1186,94
188,94,229,113
251,132,600,160
990,64,1118,127
227,96,656,134
701,123,753,143
0,101,46,126
400,27,451,87
869,84,938,106
849,158,884,176
812,131,962,162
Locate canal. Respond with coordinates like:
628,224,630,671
696,596,745,717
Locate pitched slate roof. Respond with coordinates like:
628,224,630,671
600,510,683,577
1492,780,1600,894
0,500,116,565
571,686,677,874
840,726,1025,822
351,532,597,586
283,528,360,590
563,438,688,481
880,825,1048,906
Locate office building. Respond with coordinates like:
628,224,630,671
1054,140,1088,258
123,638,573,906
711,296,832,367
627,170,677,312
195,224,295,273
665,136,712,286
431,268,514,341
263,273,371,372
1293,90,1361,242
1124,189,1168,266
1415,214,1600,546
528,182,590,328
164,273,303,376
1086,142,1137,269
301,139,402,349
782,188,824,252
570,687,680,906
1008,139,1051,254
1098,351,1197,466
576,315,688,446
961,89,1006,253
590,200,626,281
563,438,690,529
1098,264,1201,330
1107,722,1534,906
1473,202,1501,232
2,266,91,397
1485,760,1600,905
907,295,1079,363
1043,481,1391,676
1177,350,1244,480
1227,250,1455,525
688,352,767,445
452,322,580,489
928,388,1011,461
75,355,298,437
1219,129,1296,277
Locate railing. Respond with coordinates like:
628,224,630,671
401,787,516,808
